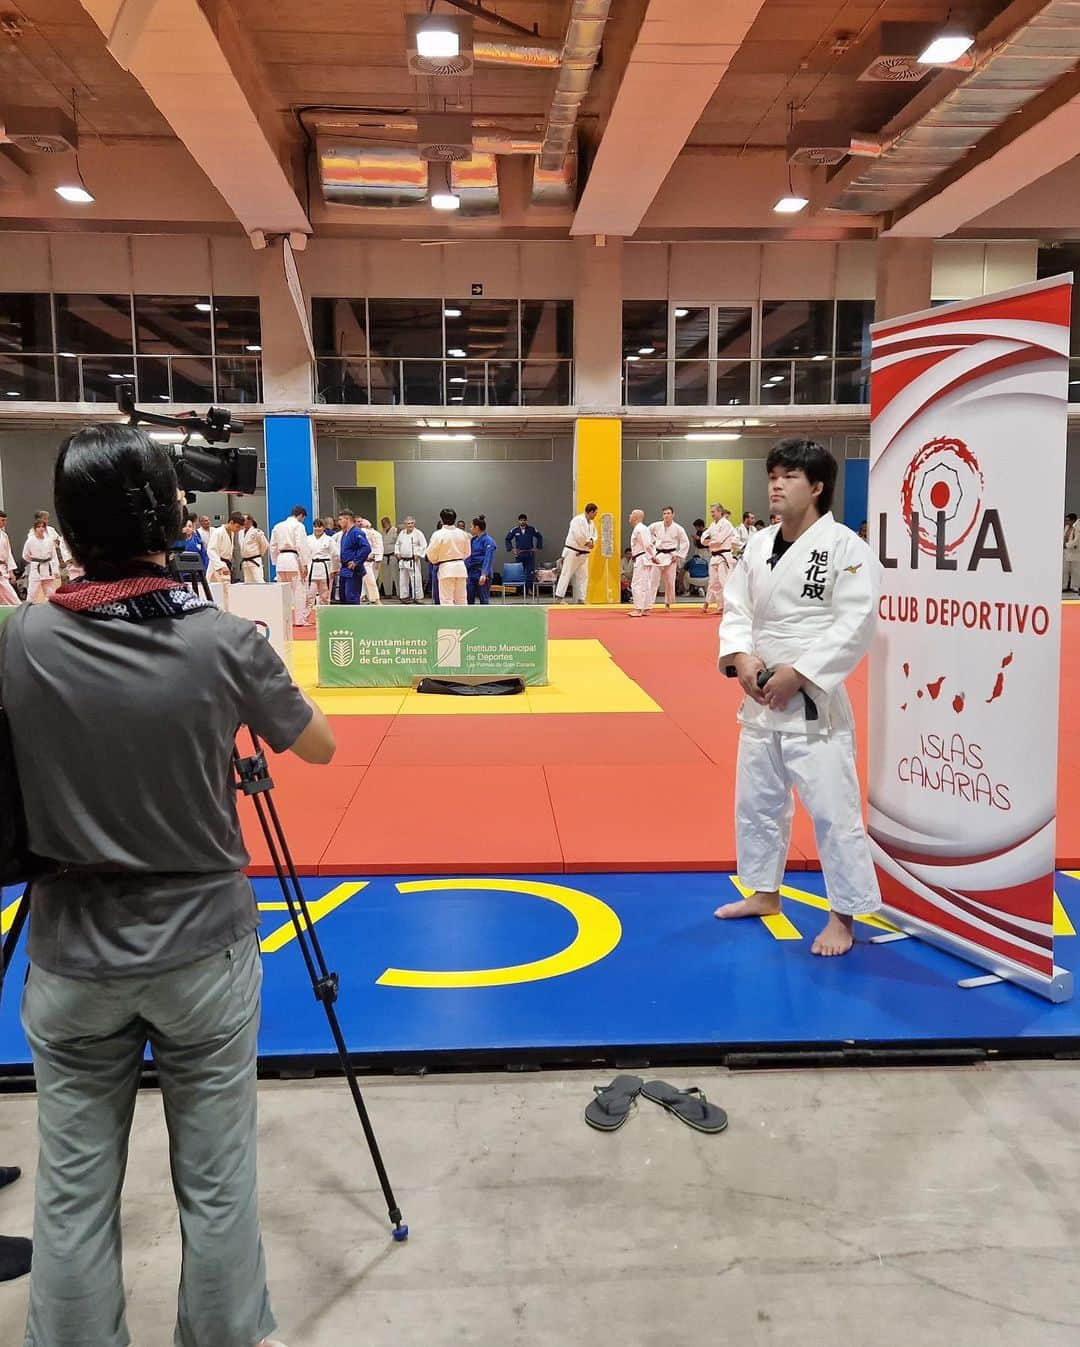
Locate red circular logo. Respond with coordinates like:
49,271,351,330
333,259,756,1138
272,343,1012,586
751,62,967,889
900,436,984,557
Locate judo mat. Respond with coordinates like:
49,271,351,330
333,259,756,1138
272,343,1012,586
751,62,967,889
251,603,1080,875
3,868,1080,1072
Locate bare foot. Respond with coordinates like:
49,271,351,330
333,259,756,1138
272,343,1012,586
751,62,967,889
714,891,781,919
811,911,855,957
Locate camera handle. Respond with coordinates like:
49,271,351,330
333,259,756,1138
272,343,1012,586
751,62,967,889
233,732,408,1243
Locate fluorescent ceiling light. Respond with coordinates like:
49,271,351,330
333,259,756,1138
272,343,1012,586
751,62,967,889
638,347,656,355
919,33,974,64
419,432,474,441
448,347,467,358
5,391,20,397
767,376,785,384
55,184,94,204
625,354,640,362
674,308,689,318
450,396,464,402
431,193,460,212
245,344,262,352
444,308,462,318
59,351,76,358
773,195,808,214
159,394,170,400
416,23,459,59
685,433,740,442
108,372,135,380
195,302,212,312
449,376,468,384
811,354,828,361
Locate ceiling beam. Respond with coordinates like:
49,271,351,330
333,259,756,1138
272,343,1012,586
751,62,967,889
570,0,769,238
885,67,1080,237
76,0,309,238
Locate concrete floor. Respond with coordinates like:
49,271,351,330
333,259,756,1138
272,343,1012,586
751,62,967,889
2,1062,1080,1346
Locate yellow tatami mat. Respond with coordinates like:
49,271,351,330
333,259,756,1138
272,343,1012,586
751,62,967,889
289,638,660,717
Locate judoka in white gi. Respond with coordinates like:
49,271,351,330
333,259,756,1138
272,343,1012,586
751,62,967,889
239,517,269,583
627,508,659,617
733,512,756,556
0,511,20,604
395,517,428,603
23,519,61,603
307,519,335,607
426,508,471,606
700,502,738,614
554,504,599,604
649,507,690,609
714,437,882,957
1064,513,1079,594
207,513,244,589
358,518,383,605
269,505,311,626
380,517,399,597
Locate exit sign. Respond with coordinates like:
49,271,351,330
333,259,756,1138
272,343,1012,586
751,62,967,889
471,282,484,296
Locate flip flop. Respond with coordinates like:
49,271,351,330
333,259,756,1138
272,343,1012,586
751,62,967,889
640,1080,728,1134
584,1075,643,1132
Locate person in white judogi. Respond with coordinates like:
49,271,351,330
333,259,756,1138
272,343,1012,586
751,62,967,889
197,516,212,548
714,437,882,957
23,518,61,603
627,508,659,617
207,513,243,589
395,517,428,603
426,508,471,605
734,511,756,557
1064,513,1079,594
700,501,738,614
269,505,311,626
57,534,84,582
379,517,399,598
649,507,690,609
554,504,598,604
0,511,20,604
307,519,335,608
239,516,269,583
358,518,383,605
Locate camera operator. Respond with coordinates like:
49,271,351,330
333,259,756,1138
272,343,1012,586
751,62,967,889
0,425,334,1347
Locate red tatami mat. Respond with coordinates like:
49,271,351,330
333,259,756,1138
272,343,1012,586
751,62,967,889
240,605,1080,876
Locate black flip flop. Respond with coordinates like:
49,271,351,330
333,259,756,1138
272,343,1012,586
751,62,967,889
584,1075,643,1132
641,1080,728,1134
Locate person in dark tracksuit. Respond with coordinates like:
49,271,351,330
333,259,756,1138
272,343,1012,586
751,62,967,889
467,516,497,605
504,514,542,591
336,509,371,606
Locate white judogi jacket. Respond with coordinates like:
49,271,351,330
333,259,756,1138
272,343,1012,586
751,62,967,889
701,518,738,568
561,513,597,557
734,523,754,554
308,532,334,582
649,520,690,568
629,521,657,564
329,532,341,573
719,512,880,738
269,517,310,574
381,526,398,558
362,526,384,564
426,526,471,578
207,525,234,576
395,528,428,563
0,528,14,578
1066,521,1079,555
23,531,60,579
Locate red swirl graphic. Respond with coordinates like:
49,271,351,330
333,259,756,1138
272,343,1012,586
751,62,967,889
900,436,984,558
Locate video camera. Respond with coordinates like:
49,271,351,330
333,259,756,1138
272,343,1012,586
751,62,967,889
117,382,258,496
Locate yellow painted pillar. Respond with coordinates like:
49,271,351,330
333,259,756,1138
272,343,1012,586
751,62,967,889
354,461,397,524
705,460,743,521
574,417,622,604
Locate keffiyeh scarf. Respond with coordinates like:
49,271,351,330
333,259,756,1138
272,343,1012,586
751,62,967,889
49,568,214,623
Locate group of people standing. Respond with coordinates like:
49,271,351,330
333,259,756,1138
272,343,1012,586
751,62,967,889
0,509,82,605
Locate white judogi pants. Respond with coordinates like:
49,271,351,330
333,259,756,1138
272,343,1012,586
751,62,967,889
706,556,733,607
555,550,590,601
362,561,381,603
439,574,467,605
631,556,659,612
27,569,60,604
735,727,881,916
398,558,423,601
241,560,264,584
1064,555,1079,591
656,557,677,605
276,568,309,625
0,575,19,605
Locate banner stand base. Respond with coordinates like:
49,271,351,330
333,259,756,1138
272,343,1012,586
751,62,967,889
957,974,1006,991
880,904,1074,1004
870,932,910,945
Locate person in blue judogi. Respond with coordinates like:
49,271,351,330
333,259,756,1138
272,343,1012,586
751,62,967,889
467,515,497,605
336,509,371,605
505,513,542,590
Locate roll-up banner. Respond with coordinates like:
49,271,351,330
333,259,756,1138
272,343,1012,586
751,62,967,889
868,274,1073,1002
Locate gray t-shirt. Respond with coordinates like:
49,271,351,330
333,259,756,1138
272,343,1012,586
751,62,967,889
1,601,312,978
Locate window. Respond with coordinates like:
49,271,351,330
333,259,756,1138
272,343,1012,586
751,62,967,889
135,295,212,356
56,295,133,356
760,300,833,358
1038,245,1080,400
0,294,52,354
0,356,56,401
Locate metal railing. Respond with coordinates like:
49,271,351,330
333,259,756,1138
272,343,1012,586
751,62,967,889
3,353,263,404
623,356,870,407
316,356,574,407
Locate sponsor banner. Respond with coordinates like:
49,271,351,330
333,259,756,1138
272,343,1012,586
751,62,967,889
316,605,548,687
868,274,1073,1001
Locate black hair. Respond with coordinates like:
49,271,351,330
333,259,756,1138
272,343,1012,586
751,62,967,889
338,509,356,521
518,513,527,521
54,424,183,579
291,505,307,519
765,436,837,515
1069,513,1078,523
584,502,598,513
440,507,457,525
742,510,753,522
693,518,705,528
472,515,486,529
228,510,245,526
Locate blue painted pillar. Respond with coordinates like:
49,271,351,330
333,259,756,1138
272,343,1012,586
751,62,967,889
843,458,869,533
264,416,316,561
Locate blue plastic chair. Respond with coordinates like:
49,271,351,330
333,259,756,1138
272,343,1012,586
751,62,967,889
499,561,528,603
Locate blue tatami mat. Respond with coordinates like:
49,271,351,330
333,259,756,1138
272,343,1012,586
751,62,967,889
2,871,1079,1070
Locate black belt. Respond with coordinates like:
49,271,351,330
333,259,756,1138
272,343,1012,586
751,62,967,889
709,549,731,556
279,548,299,555
565,545,590,555
657,547,676,554
632,551,647,559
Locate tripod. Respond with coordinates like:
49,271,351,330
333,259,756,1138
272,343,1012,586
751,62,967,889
234,733,408,1241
